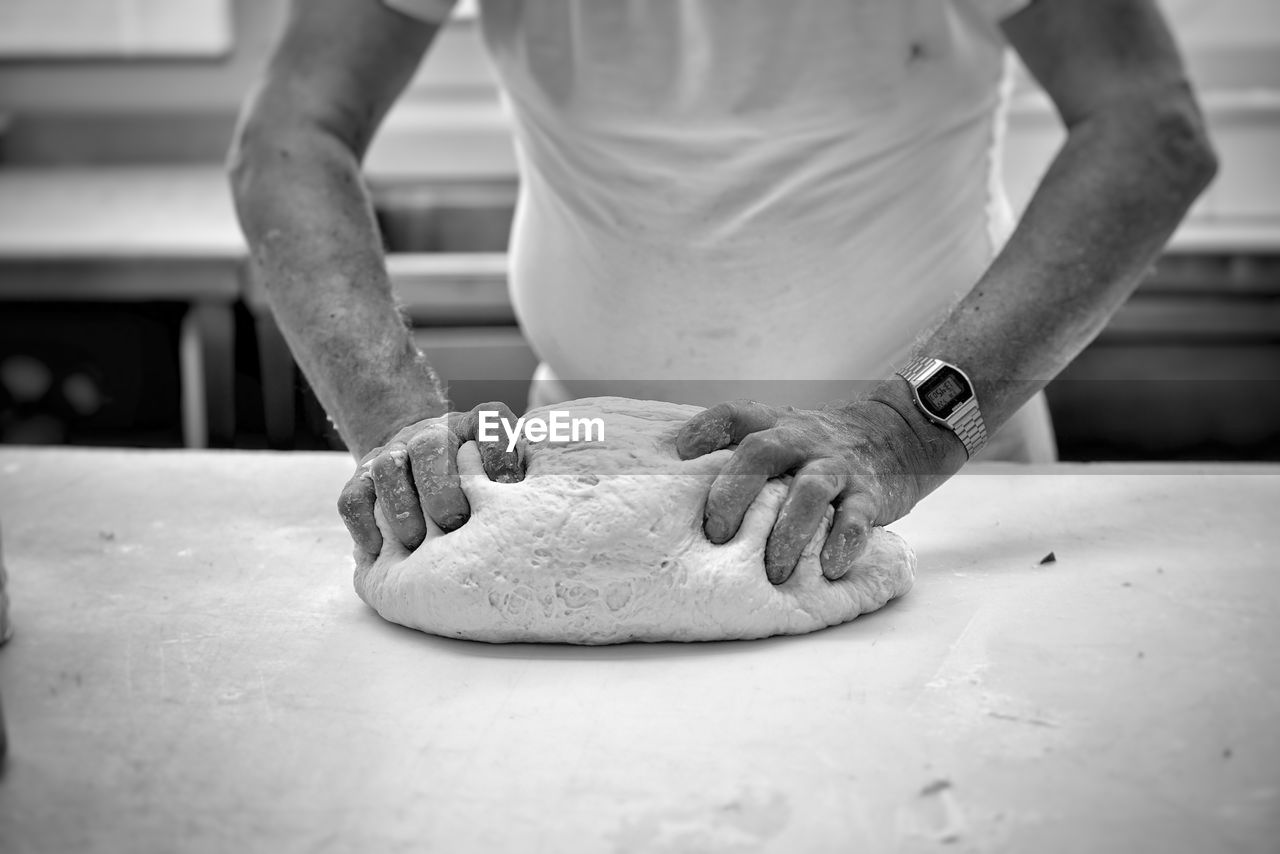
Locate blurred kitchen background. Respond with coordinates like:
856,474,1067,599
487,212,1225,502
0,0,1276,458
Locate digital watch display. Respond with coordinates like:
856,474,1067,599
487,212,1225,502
896,357,988,459
918,367,971,419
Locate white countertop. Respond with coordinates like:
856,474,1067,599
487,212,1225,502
0,448,1276,852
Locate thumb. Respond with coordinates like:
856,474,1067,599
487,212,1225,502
456,440,505,509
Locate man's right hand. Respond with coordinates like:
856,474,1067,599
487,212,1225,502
338,401,527,557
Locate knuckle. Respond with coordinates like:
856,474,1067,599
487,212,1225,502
739,430,784,458
769,422,808,447
820,472,846,494
799,463,845,494
337,490,372,523
692,402,736,430
406,426,449,457
737,399,780,423
445,411,473,439
404,435,430,458
405,426,435,449
370,447,404,476
338,475,369,503
472,400,511,419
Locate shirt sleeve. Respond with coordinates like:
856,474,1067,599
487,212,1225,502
381,0,458,24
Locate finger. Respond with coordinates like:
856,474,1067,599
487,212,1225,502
821,492,880,580
338,466,382,556
704,430,804,544
454,439,487,478
764,461,846,585
453,441,501,510
370,445,430,551
676,399,778,460
458,401,526,484
407,424,470,533
680,447,735,478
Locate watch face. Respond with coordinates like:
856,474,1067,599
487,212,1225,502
918,366,973,419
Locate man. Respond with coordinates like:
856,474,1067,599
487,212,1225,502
230,0,1215,585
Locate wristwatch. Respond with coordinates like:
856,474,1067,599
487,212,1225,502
896,356,988,459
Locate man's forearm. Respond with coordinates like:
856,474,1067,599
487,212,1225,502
870,88,1218,486
231,127,448,458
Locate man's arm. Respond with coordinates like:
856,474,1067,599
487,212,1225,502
233,0,525,558
868,0,1219,483
678,0,1217,582
229,0,446,459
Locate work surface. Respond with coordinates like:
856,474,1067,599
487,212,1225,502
0,449,1276,853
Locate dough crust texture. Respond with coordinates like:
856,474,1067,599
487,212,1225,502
355,397,915,644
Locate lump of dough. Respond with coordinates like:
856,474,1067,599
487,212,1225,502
355,397,915,644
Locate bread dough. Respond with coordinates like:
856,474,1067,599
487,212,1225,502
355,397,915,644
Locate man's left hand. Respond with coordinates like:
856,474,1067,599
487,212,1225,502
675,399,937,584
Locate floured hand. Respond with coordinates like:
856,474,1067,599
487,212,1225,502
338,401,528,557
676,399,934,584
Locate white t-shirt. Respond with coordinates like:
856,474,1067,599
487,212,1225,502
385,0,1055,461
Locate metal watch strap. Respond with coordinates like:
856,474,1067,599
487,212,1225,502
897,356,988,459
949,403,988,459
